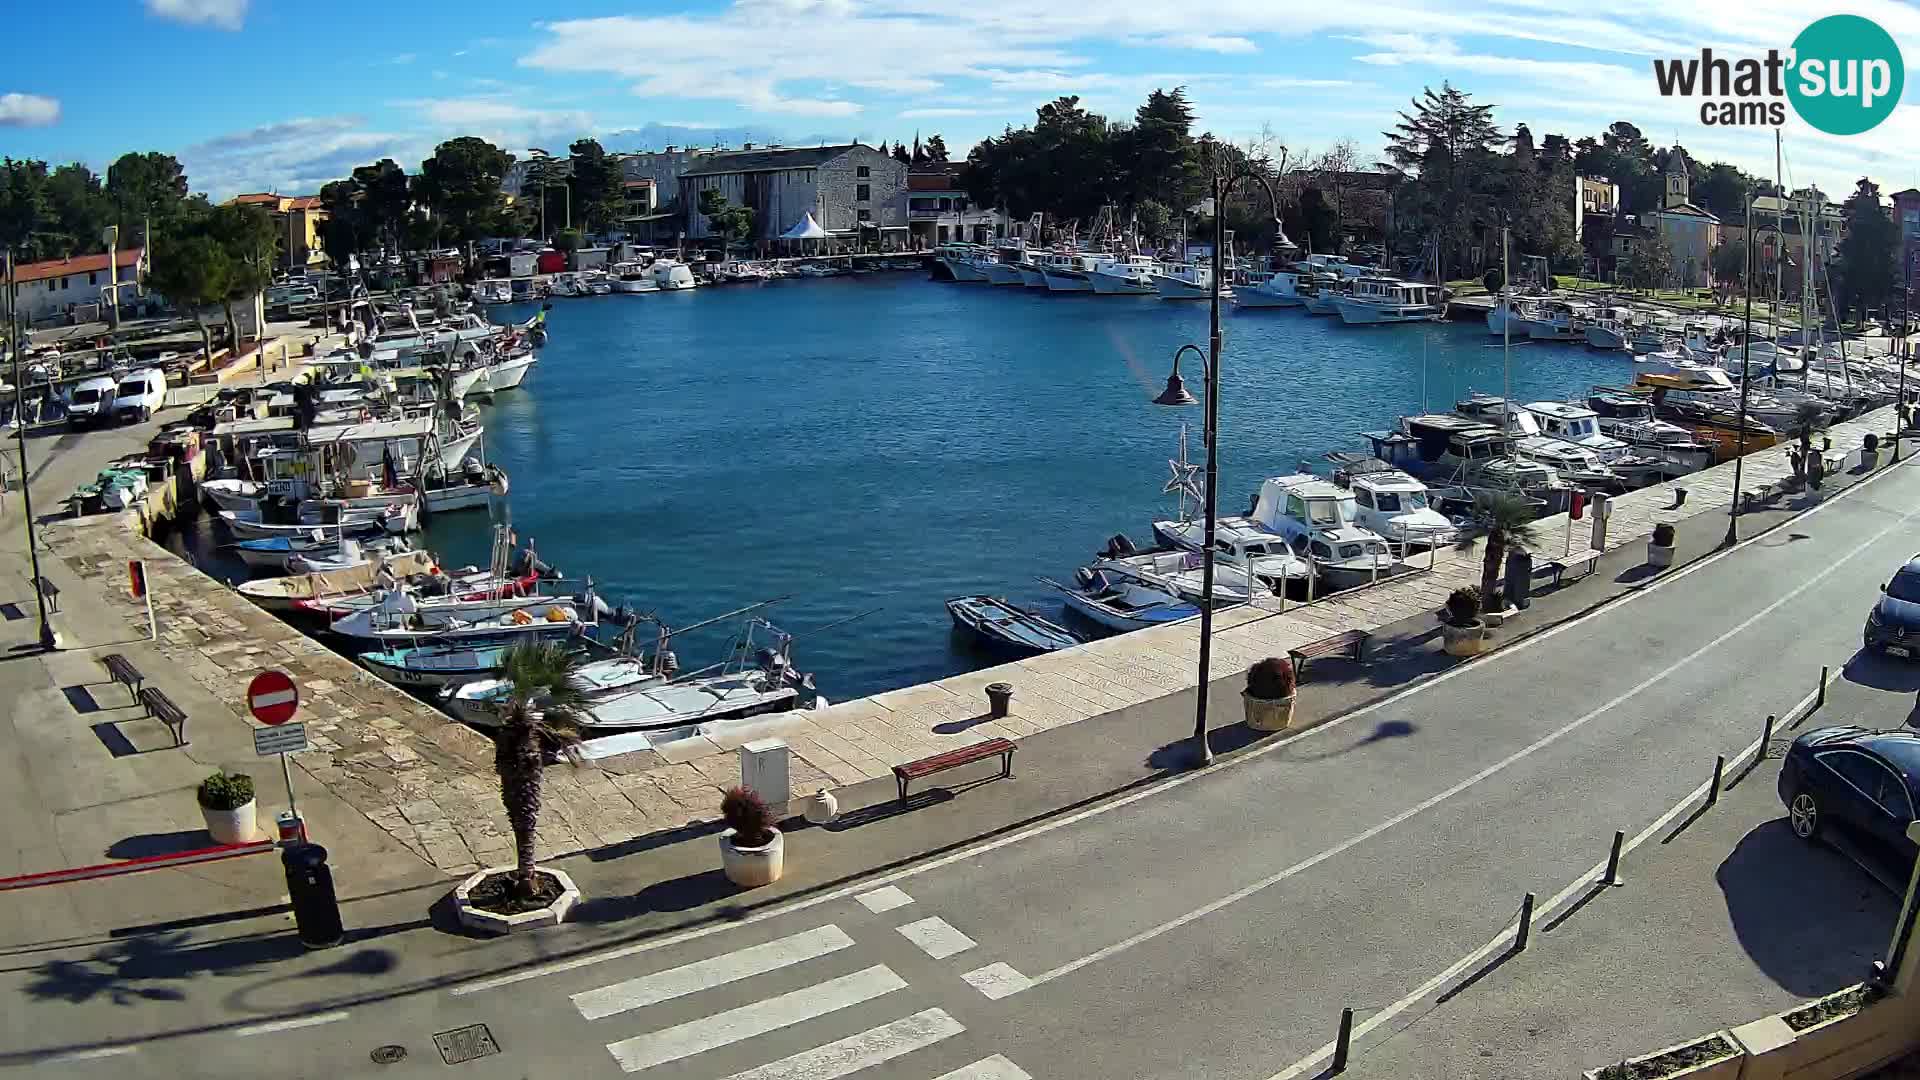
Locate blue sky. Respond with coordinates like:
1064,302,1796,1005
3,0,1916,201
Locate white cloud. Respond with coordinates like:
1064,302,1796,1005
391,53,418,65
0,93,60,128
179,116,419,200
143,0,247,30
847,76,943,93
1154,33,1257,54
900,106,1007,118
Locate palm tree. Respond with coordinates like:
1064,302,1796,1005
1457,492,1541,609
1789,401,1829,483
493,640,585,897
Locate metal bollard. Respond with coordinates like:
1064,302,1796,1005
1817,666,1828,709
1515,893,1535,951
1761,714,1775,759
1331,1007,1354,1074
1600,830,1625,887
1708,755,1726,806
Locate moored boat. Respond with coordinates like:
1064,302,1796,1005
944,595,1083,655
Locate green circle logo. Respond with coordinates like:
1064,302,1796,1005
1787,15,1904,135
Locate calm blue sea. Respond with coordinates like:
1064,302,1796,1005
177,273,1632,702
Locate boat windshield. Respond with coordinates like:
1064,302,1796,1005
1374,490,1426,512
1304,498,1341,526
72,388,101,404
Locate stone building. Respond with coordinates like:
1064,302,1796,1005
1642,149,1719,288
676,143,908,245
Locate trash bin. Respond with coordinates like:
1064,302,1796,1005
1504,548,1534,611
282,842,344,949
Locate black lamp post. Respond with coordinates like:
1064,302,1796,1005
1725,192,1756,549
1898,248,1912,462
1151,162,1289,768
3,249,58,651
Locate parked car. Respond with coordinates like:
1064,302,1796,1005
1778,726,1920,860
111,368,167,423
66,375,118,428
1865,557,1920,658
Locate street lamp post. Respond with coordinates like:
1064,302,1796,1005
1898,249,1912,462
1725,192,1757,549
3,249,58,651
1151,160,1290,768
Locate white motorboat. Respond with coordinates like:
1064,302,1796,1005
201,477,266,513
1335,277,1444,325
1486,293,1540,337
219,502,415,540
1525,300,1590,342
478,352,537,392
1087,255,1160,295
650,259,698,290
938,245,989,283
611,262,658,293
1149,516,1312,595
1153,263,1227,300
1086,534,1254,607
1305,278,1348,315
440,654,663,724
981,256,1029,287
1586,388,1714,476
234,532,411,574
1040,572,1199,633
1039,252,1099,293
1250,474,1401,589
328,591,591,646
475,279,513,304
1521,400,1659,474
236,550,438,613
1325,455,1458,548
1234,270,1312,308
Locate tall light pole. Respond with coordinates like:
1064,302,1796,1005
1151,156,1290,768
1898,247,1912,462
1725,192,1756,549
4,249,58,651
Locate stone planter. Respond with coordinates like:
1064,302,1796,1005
1861,449,1880,470
452,866,581,934
721,828,785,888
800,788,839,825
1580,1032,1740,1080
201,799,258,845
1242,691,1295,732
1647,542,1675,568
1442,621,1487,657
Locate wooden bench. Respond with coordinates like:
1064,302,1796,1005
137,686,189,747
894,737,1015,800
1288,630,1370,683
100,653,144,701
32,576,59,613
1541,548,1602,589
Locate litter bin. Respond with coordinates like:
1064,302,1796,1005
1504,548,1534,611
282,842,344,949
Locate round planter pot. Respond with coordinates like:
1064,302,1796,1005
1441,621,1487,657
1861,450,1879,470
801,788,839,825
720,828,785,888
1242,691,1296,732
1647,542,1675,568
201,799,258,845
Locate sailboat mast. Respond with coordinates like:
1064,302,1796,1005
1770,130,1783,352
1501,224,1512,437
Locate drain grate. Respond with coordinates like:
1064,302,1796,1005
433,1024,500,1065
370,1045,407,1065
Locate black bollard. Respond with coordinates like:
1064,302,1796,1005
1331,1007,1354,1074
283,842,345,949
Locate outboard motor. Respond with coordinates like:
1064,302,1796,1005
1101,533,1137,558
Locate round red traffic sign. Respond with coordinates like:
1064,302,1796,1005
247,670,299,725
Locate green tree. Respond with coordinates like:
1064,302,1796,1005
696,188,754,245
318,179,367,268
493,641,584,898
41,163,111,259
414,137,513,243
1133,198,1171,245
146,232,230,359
892,143,911,165
1833,177,1897,322
0,159,55,261
1693,162,1757,223
1710,240,1747,290
350,159,411,252
1623,232,1673,292
106,151,190,247
567,138,625,234
207,203,277,345
1122,88,1202,216
1457,493,1539,613
553,227,582,255
1384,83,1502,278
923,134,950,164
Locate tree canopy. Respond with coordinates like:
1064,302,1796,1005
568,138,625,234
1833,177,1898,321
413,136,513,243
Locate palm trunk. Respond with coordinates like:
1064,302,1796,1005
1481,530,1505,611
496,716,546,897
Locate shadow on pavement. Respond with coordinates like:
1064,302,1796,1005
568,871,747,926
1146,722,1263,770
586,820,723,863
1716,820,1895,997
1287,720,1420,763
1842,651,1920,695
1615,564,1663,585
106,831,212,859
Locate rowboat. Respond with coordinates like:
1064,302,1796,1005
945,595,1082,655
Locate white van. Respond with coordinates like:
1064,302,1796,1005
111,368,167,423
67,375,119,428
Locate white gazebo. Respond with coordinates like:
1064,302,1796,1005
780,212,828,258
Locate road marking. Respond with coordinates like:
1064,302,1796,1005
1024,504,1915,992
935,1054,1035,1080
960,963,1033,1000
41,1046,137,1063
1264,676,1831,1080
451,451,1914,997
895,916,975,959
854,885,915,913
573,925,855,1021
231,1011,349,1038
718,1008,963,1080
605,965,907,1073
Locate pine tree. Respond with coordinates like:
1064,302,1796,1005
892,142,911,165
1834,177,1897,322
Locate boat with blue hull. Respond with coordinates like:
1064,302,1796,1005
1039,572,1199,633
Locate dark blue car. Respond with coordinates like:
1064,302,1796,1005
1863,557,1920,658
1778,727,1920,860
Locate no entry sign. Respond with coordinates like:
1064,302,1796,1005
247,670,299,726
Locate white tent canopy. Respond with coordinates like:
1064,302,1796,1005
780,213,828,240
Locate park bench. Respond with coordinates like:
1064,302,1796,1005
32,576,59,614
1288,630,1370,683
137,686,189,747
1541,548,1603,589
99,653,145,702
893,737,1016,801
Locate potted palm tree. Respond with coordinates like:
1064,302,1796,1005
1788,402,1828,487
197,771,258,844
1648,521,1677,568
720,786,784,887
1242,657,1296,731
453,641,586,933
1456,493,1538,626
1440,586,1488,656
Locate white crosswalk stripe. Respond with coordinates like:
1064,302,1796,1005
605,964,908,1073
933,1056,1034,1080
715,1008,963,1080
574,926,856,1021
895,916,976,960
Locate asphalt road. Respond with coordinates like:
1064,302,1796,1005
18,456,1920,1080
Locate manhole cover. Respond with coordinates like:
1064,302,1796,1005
370,1045,407,1065
433,1024,499,1065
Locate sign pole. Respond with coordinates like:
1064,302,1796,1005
144,578,156,641
281,750,298,822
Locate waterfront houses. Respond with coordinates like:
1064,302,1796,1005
677,143,909,244
2,247,147,325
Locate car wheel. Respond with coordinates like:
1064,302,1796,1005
1788,791,1822,840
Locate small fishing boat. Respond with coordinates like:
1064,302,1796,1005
361,643,519,690
234,533,412,573
328,590,595,646
1087,534,1254,607
236,550,438,612
219,502,416,540
945,595,1083,655
440,655,664,724
1039,572,1199,633
201,477,267,512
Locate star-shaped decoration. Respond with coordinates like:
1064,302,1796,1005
1164,425,1204,505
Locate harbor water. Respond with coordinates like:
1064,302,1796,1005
178,274,1631,701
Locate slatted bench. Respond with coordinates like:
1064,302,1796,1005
137,686,189,747
1541,548,1602,589
894,737,1015,800
32,576,59,613
100,653,145,702
1288,630,1370,683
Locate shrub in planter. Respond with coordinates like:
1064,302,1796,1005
1243,656,1297,731
1444,586,1481,625
197,770,258,844
1652,523,1676,547
1648,522,1677,569
1862,432,1881,468
719,786,784,887
1441,587,1488,657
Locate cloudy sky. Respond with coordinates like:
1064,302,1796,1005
3,0,1916,201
